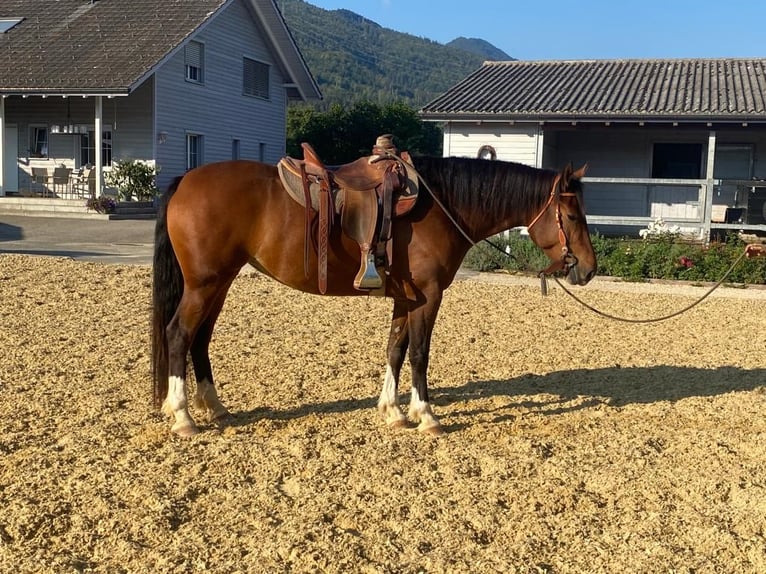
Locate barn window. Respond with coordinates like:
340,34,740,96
185,41,204,84
652,143,702,179
243,57,270,99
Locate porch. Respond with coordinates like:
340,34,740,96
0,196,156,220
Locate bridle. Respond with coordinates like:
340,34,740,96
526,174,580,277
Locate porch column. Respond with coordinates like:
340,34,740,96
535,124,545,168
701,130,717,242
0,96,5,197
94,96,103,197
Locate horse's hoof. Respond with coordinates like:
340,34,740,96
387,418,411,430
171,421,200,437
418,421,445,436
208,407,231,422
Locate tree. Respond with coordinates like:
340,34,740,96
286,100,442,164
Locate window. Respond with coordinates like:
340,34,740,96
714,144,753,179
186,134,203,170
243,57,270,99
80,130,113,167
185,41,204,83
30,126,48,158
652,143,703,179
0,18,23,33
231,139,240,160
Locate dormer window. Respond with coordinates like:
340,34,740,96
0,18,23,33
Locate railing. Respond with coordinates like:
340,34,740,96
581,176,766,239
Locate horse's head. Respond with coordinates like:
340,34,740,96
526,164,597,285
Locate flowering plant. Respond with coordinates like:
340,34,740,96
86,195,117,214
638,218,682,240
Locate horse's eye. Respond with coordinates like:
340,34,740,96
566,213,577,221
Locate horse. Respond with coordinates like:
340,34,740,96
151,155,597,437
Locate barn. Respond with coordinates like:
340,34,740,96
419,58,766,239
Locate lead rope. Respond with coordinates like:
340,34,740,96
391,153,747,323
544,250,748,324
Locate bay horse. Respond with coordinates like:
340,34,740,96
152,156,596,437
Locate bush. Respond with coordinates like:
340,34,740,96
462,231,766,285
463,231,549,274
104,159,159,202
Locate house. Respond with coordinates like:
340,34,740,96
419,58,766,239
0,0,321,201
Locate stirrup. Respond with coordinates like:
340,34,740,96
354,251,383,290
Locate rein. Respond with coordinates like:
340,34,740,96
545,249,748,323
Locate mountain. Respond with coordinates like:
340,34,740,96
278,0,513,108
446,37,514,61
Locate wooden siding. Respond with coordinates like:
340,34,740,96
443,123,539,166
110,83,154,163
154,0,288,190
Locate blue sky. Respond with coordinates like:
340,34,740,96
304,1,766,60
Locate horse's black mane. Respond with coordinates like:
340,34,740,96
410,156,557,220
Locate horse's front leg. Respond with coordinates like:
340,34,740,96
378,299,410,428
406,289,444,435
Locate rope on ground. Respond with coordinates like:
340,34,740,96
548,250,749,324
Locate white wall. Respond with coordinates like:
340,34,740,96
442,122,540,165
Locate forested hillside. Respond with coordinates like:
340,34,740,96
278,0,513,108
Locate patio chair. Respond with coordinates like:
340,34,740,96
31,167,49,196
52,167,72,198
72,167,96,198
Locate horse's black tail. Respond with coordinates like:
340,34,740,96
151,176,185,409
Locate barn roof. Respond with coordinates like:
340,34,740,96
0,0,320,100
419,58,766,123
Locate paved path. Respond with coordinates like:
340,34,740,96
0,215,155,265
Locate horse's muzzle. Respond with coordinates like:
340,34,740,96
567,261,596,285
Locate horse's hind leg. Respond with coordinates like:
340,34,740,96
163,284,222,436
378,298,409,428
190,281,234,423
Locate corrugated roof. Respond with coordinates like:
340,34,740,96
0,0,321,100
419,59,766,122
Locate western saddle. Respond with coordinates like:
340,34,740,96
278,134,418,294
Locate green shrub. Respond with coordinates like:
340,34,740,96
104,159,159,202
461,231,766,285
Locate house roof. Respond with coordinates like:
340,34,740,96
0,0,321,100
419,58,766,123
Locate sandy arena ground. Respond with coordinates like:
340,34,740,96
0,253,765,573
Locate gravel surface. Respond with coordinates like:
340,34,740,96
1,254,765,573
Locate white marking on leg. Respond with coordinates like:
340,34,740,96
377,365,407,427
408,386,443,434
194,378,230,422
162,375,198,436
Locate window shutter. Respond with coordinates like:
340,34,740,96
243,58,269,99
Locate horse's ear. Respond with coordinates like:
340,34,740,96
572,163,588,180
561,163,573,181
